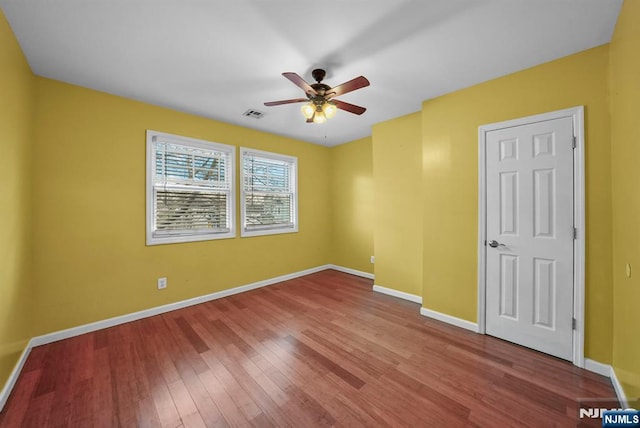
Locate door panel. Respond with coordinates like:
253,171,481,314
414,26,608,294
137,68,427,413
500,172,518,235
500,254,518,318
533,169,555,237
485,116,574,360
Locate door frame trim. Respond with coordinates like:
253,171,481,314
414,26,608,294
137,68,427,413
477,106,585,367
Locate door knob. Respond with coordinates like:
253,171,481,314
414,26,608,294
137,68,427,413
488,240,505,248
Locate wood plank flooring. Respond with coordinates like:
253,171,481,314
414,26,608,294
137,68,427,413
0,270,617,427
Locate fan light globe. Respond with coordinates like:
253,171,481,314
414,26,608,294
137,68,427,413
323,102,337,119
313,111,327,124
301,103,315,119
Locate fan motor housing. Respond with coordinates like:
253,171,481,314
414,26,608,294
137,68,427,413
311,68,326,82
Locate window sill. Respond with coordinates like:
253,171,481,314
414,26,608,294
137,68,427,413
146,231,236,246
240,226,298,238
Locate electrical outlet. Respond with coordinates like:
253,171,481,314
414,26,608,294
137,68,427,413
370,256,375,264
157,277,167,290
626,263,632,279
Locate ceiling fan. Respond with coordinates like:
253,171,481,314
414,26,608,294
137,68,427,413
264,69,370,124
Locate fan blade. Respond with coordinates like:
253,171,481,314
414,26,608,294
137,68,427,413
264,98,308,106
282,72,317,95
333,99,367,115
327,76,370,98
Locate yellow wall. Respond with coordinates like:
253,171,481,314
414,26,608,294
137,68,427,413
421,46,613,363
30,77,331,335
0,10,35,386
372,112,423,297
329,137,374,274
610,0,640,401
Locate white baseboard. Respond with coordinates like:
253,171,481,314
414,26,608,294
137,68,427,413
6,265,630,414
1,264,334,412
610,367,629,409
31,264,332,348
584,359,630,408
372,284,422,304
0,340,33,412
419,307,479,333
584,358,612,377
328,264,374,280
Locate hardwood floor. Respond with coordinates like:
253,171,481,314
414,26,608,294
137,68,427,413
0,270,616,427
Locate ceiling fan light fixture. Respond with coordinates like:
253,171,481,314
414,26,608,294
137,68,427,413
301,103,315,119
322,102,337,119
313,110,327,124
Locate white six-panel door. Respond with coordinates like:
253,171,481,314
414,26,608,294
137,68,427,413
485,116,574,360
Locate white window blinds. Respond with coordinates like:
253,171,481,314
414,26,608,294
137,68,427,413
241,148,298,237
146,131,235,245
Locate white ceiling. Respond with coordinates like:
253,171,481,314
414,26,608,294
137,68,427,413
1,0,622,146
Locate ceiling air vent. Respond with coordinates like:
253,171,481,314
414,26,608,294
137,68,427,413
243,109,264,119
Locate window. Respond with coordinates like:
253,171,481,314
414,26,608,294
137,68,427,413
240,148,298,237
146,130,235,245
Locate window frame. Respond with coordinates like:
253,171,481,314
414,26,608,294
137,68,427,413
146,130,236,245
240,147,298,238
